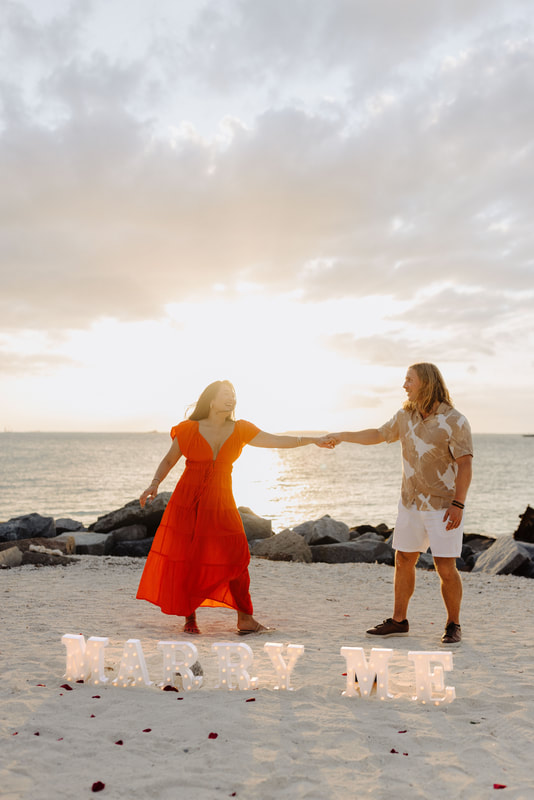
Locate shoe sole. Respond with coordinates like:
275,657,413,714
440,639,461,646
365,631,409,638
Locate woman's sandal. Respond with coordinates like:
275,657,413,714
236,623,276,636
183,616,200,635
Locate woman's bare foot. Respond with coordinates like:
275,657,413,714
183,613,200,635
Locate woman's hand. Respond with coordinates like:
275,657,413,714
140,483,158,508
315,434,338,448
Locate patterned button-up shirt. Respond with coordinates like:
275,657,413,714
378,403,473,511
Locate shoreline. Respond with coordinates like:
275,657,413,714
1,557,533,799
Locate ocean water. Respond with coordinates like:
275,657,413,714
0,432,532,537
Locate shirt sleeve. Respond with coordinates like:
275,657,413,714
377,410,401,444
238,419,261,444
449,413,474,459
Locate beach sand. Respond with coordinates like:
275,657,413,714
1,556,532,800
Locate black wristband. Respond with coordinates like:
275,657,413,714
451,500,464,510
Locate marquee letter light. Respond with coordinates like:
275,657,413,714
263,643,304,690
340,647,395,699
62,634,109,685
407,651,455,705
211,642,258,690
112,639,152,688
157,641,203,690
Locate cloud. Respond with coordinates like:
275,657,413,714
0,349,76,375
0,0,533,337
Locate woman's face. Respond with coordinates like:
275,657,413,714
211,383,236,414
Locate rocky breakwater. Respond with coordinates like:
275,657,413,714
1,501,533,578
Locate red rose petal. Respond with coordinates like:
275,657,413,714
90,715,96,718
92,695,101,699
60,684,73,691
245,698,256,702
390,748,398,753
403,753,409,756
92,781,105,792
398,730,407,734
341,672,347,676
493,785,507,790
163,685,178,692
36,683,46,687
34,732,40,736
115,740,123,745
76,679,85,684
12,732,18,736
57,738,64,741
142,728,152,732
208,732,218,739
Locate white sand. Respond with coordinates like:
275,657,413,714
1,556,533,800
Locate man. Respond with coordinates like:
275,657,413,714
326,363,473,645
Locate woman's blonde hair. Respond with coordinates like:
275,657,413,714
403,363,452,415
187,380,236,421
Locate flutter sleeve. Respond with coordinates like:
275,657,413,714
237,419,261,444
170,420,195,453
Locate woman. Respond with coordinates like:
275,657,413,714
136,379,332,635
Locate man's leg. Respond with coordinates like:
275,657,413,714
433,556,462,624
393,550,419,621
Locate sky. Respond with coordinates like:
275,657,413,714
0,0,533,433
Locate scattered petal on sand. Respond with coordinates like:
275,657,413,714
36,683,46,687
60,684,73,691
142,728,152,732
493,785,507,790
163,685,178,692
34,732,40,736
398,730,407,734
390,748,398,753
114,740,123,746
245,698,256,702
91,781,105,792
208,732,218,739
92,695,101,699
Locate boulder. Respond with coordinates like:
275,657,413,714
58,531,114,555
104,524,149,555
0,546,23,568
350,524,392,540
112,538,154,558
55,518,85,533
0,513,56,542
310,539,394,565
513,505,534,544
471,535,532,576
250,529,312,563
238,507,273,541
293,515,350,546
89,493,171,535
416,553,435,570
21,551,78,567
0,536,75,555
463,533,497,552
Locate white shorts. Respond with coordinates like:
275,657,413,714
392,501,463,558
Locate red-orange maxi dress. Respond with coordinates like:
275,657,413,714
136,418,259,616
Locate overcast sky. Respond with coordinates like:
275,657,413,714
1,0,533,433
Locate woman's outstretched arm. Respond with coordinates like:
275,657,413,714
249,431,334,449
140,438,183,507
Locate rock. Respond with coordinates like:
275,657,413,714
0,546,23,567
463,533,497,552
59,531,114,555
0,513,56,542
293,515,350,546
0,536,75,555
112,538,154,557
238,507,273,541
250,529,312,562
89,493,172,535
21,551,78,567
55,518,85,533
310,539,394,565
471,535,532,576
513,505,534,544
415,553,435,570
350,524,392,540
104,524,149,555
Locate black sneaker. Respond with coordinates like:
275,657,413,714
441,622,461,645
366,618,409,638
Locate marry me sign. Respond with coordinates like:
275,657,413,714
62,634,456,706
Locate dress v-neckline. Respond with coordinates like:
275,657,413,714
197,421,236,461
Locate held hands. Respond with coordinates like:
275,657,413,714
315,433,340,449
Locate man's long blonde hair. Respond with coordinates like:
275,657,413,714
403,363,452,415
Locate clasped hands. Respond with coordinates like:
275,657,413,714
315,433,341,449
